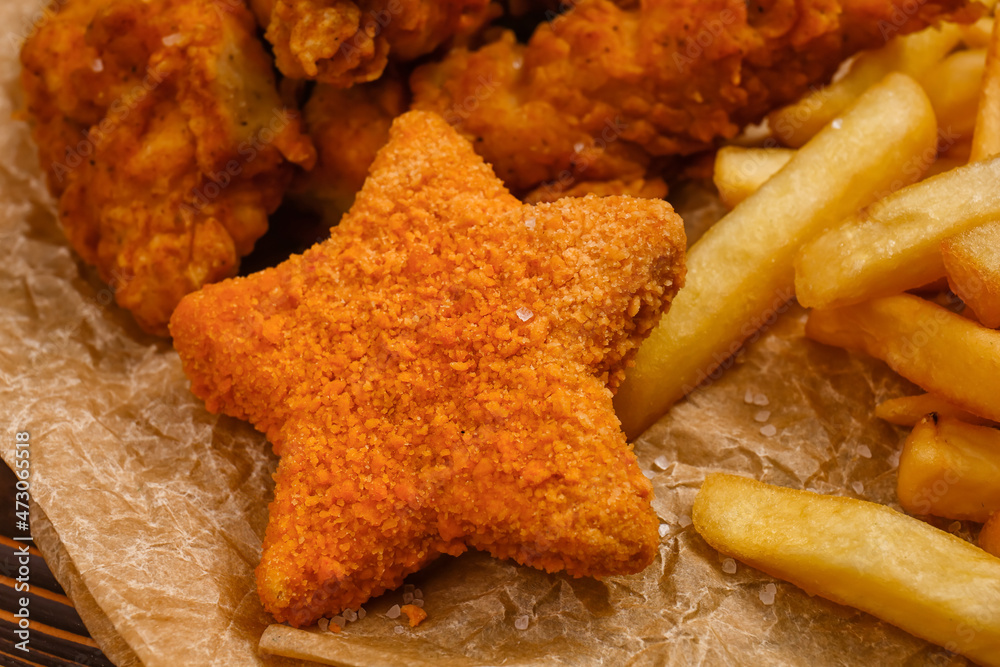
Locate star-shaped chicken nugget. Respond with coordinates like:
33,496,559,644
170,111,685,627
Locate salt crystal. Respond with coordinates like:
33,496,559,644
524,217,536,230
413,589,423,600
162,32,184,46
404,584,415,593
515,615,530,631
722,558,737,574
851,481,864,495
857,444,872,459
642,470,655,479
753,393,769,406
91,58,104,73
516,307,533,322
678,514,692,528
573,142,585,153
331,615,345,627
403,592,414,604
358,608,367,620
512,57,523,70
831,118,843,130
412,599,425,608
653,455,669,470
888,449,901,468
318,618,330,632
658,523,670,538
754,410,771,423
387,604,401,619
343,609,358,622
760,424,777,437
760,583,777,605
744,389,754,404
949,521,962,533
394,626,405,635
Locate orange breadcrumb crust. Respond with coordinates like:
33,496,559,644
170,111,686,628
400,604,427,627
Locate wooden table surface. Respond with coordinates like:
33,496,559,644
1,462,115,667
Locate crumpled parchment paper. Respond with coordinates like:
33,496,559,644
0,2,977,664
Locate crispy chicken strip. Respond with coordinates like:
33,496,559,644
260,0,499,85
410,0,982,195
21,0,315,335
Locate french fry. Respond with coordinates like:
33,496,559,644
897,415,1000,522
805,294,1000,422
920,49,985,142
972,16,1000,161
795,157,1000,310
941,221,1000,328
876,393,996,427
693,473,1000,667
963,16,995,49
768,25,961,148
982,513,1000,558
712,147,794,209
613,74,938,439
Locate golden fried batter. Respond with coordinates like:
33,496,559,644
21,0,316,334
411,0,982,194
292,76,408,224
170,111,685,627
262,0,499,85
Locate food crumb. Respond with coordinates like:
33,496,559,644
343,609,358,622
722,558,737,574
760,583,777,605
851,481,864,495
857,444,872,459
516,306,534,321
759,424,777,437
658,523,670,538
514,615,530,631
754,410,771,423
387,604,401,619
744,389,754,404
653,455,670,470
753,393,770,406
401,604,428,627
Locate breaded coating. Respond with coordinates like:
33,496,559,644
410,0,982,194
20,0,316,334
292,76,408,224
260,0,499,85
170,111,685,627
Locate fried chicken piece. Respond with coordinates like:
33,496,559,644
261,0,500,85
21,0,316,334
291,76,408,224
170,111,686,627
523,176,667,204
410,0,983,195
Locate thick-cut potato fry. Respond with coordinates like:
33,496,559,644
795,157,1000,310
768,25,960,148
982,514,1000,557
876,393,996,426
614,74,938,439
921,49,985,141
972,17,1000,161
713,147,794,209
942,221,1000,328
897,415,1000,522
963,16,995,48
693,473,1000,667
806,294,1000,422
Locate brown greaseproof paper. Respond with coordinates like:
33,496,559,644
0,3,978,665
